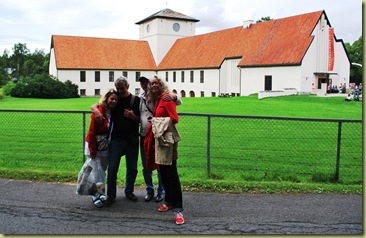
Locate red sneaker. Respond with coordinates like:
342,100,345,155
175,212,185,225
158,204,172,212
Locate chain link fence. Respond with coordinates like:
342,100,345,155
0,110,362,186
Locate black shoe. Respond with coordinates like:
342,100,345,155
126,193,138,202
144,193,154,202
103,196,115,207
155,193,164,203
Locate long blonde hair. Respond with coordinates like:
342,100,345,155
147,76,170,103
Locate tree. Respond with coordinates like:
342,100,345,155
345,36,362,85
8,43,30,79
256,16,273,23
0,50,10,86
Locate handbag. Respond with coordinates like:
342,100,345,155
96,134,108,151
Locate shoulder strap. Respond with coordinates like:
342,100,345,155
143,98,154,114
130,94,135,108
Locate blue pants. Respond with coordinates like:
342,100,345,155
107,137,138,198
140,136,164,195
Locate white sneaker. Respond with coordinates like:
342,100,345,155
99,195,107,202
93,199,103,208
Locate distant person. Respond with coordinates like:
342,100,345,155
85,89,118,207
138,75,182,203
92,76,141,206
144,76,184,225
344,93,352,102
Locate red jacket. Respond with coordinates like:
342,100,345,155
144,93,179,171
153,93,178,124
85,105,110,158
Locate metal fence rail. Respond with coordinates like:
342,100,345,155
0,110,362,185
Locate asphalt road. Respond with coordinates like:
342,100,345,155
0,178,362,235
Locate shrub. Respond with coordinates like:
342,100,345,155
2,81,16,96
0,92,3,99
10,74,79,98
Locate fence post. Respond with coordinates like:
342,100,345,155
335,121,342,181
207,115,211,176
83,112,86,163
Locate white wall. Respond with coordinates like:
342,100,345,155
160,69,219,97
139,18,196,65
220,58,241,95
240,66,301,96
49,48,57,77
57,70,156,96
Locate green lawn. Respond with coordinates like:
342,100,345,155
0,94,363,194
0,93,362,120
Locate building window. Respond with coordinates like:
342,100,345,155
95,89,100,96
136,72,141,82
80,89,86,96
165,72,169,82
201,91,204,97
265,75,272,91
80,71,86,82
123,71,128,78
173,72,176,83
109,71,114,82
190,71,194,83
211,92,216,97
135,88,140,95
181,71,185,83
95,71,100,82
200,71,204,83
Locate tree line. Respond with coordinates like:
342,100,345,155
0,43,78,98
0,37,363,98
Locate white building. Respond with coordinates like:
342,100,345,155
49,8,350,97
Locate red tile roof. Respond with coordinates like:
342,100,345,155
51,35,156,70
158,10,323,70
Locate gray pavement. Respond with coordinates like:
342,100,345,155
0,178,362,235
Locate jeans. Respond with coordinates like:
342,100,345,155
140,136,164,195
107,136,138,198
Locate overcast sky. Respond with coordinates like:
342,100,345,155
0,0,362,54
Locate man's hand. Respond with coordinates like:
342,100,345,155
124,109,140,123
163,93,177,102
91,104,102,123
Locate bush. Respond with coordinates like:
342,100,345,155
2,81,16,96
0,92,3,99
10,74,79,98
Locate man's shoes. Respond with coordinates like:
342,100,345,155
145,193,154,202
175,212,185,225
155,193,164,202
158,204,172,212
126,193,138,202
103,196,115,207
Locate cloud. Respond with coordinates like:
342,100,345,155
0,0,361,54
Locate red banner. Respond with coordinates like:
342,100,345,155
328,28,334,71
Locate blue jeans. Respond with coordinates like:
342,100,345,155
107,137,138,198
140,136,164,195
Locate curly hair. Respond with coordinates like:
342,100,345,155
147,76,170,103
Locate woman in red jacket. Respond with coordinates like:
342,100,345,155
85,90,118,207
146,76,184,225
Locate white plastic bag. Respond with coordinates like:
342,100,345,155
76,158,106,195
